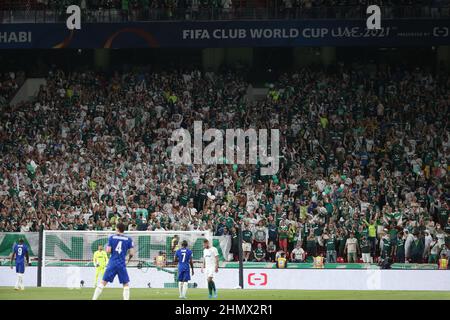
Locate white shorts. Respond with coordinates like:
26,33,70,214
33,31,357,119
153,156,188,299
204,267,215,279
242,242,251,252
362,253,371,263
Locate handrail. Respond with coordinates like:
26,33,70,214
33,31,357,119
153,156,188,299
0,5,449,23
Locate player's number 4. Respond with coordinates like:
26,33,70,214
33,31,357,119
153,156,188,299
115,241,122,254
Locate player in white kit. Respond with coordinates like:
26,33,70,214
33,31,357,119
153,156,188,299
201,239,219,299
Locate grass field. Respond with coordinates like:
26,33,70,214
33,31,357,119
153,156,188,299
1,287,450,300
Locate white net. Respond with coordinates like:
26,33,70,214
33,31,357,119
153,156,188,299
42,230,212,268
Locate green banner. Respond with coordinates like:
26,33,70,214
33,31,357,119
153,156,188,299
41,231,230,263
0,232,38,257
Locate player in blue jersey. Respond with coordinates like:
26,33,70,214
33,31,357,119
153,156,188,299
92,223,135,300
174,240,194,299
10,239,30,291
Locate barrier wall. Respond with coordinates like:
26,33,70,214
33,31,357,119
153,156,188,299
1,267,449,291
0,19,449,48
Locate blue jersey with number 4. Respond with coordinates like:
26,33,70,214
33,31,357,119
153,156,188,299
107,234,134,268
176,248,192,272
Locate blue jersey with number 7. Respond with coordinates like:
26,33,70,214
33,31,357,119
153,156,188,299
175,248,192,272
107,234,134,268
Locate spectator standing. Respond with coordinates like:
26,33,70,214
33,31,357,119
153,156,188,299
423,230,433,262
363,217,378,258
287,223,298,252
254,220,268,249
381,232,391,259
428,236,441,264
324,233,337,263
291,243,305,262
345,232,359,263
404,229,414,261
395,232,406,263
266,240,277,262
410,231,425,263
230,227,239,261
360,235,371,263
267,219,278,246
242,225,253,262
278,220,288,252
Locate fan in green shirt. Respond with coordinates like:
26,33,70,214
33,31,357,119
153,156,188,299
136,208,148,220
242,228,253,243
179,193,189,207
381,235,392,259
253,245,266,262
438,208,449,226
287,224,298,248
360,238,370,255
306,234,317,258
385,211,402,225
324,202,334,216
75,222,87,230
325,236,336,251
312,223,322,237
388,225,398,244
274,212,283,226
225,216,234,229
395,235,405,262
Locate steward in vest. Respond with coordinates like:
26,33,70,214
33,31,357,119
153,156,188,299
438,253,448,270
155,251,167,267
276,252,287,269
313,254,325,268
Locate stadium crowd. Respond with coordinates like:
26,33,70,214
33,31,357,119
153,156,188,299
0,62,449,265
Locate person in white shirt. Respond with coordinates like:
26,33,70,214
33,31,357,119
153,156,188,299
202,239,219,299
345,232,359,263
291,244,305,262
423,230,433,261
404,229,414,261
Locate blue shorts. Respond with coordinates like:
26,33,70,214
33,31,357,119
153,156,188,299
102,264,130,284
16,262,25,274
178,270,191,282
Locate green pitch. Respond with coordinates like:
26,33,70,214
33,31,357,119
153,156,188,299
1,287,449,300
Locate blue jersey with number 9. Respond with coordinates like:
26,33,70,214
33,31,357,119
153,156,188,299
107,234,134,268
13,244,28,264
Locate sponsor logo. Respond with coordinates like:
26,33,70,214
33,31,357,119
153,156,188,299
433,27,449,37
247,272,268,286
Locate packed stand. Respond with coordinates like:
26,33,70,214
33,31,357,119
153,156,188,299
0,64,449,266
